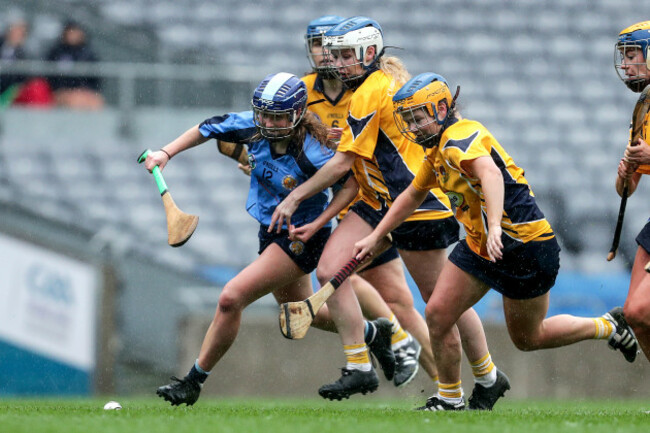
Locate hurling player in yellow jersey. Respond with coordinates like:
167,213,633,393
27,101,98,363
354,73,639,411
615,21,650,361
271,16,508,409
300,15,430,388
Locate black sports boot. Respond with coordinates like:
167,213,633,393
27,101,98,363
156,376,202,406
366,318,396,381
603,307,639,363
416,395,466,411
318,368,379,400
468,369,511,410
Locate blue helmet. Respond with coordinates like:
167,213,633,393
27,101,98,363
393,73,455,148
322,16,384,84
251,72,308,139
305,15,345,75
306,15,345,39
615,21,650,92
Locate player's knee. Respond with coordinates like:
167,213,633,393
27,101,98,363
385,297,415,316
217,286,244,313
510,333,540,351
315,263,336,286
624,300,650,331
424,301,449,338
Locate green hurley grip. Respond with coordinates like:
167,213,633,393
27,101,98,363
138,148,169,195
151,166,168,195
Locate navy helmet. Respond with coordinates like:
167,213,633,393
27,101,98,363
305,15,345,75
306,15,345,40
615,21,650,92
251,72,308,139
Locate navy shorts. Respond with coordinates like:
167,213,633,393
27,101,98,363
258,225,331,274
636,219,650,255
448,237,561,300
350,200,460,251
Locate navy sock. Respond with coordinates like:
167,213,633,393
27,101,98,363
364,320,376,345
187,361,209,384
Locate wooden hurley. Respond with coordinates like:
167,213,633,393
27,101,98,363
138,149,199,247
279,234,393,340
608,84,650,261
217,140,249,165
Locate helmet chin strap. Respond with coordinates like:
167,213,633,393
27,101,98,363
626,78,650,93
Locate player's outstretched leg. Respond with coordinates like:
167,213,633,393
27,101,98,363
318,368,379,400
393,332,421,387
604,306,639,363
467,369,511,410
156,376,202,406
365,318,396,381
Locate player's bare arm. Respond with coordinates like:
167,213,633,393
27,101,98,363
354,184,428,261
467,156,505,262
616,159,642,196
268,150,355,232
144,124,208,172
289,176,359,242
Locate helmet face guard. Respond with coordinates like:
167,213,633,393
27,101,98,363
322,17,383,85
393,73,454,148
393,104,442,148
615,22,650,92
252,72,307,140
305,15,344,78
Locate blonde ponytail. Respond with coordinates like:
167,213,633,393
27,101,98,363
379,56,411,87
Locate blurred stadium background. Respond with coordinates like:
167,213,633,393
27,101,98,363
1,0,648,401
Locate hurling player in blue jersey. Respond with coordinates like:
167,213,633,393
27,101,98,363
615,21,650,361
144,73,390,405
302,15,426,388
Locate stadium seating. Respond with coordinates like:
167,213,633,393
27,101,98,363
0,0,646,274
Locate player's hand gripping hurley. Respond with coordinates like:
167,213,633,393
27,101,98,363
138,149,199,247
279,234,393,339
608,84,650,261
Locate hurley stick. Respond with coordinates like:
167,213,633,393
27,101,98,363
217,140,249,165
279,234,393,340
608,84,650,261
138,149,199,247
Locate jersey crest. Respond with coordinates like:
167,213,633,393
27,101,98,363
289,241,305,255
282,175,298,190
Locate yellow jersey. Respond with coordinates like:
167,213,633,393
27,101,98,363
302,73,358,219
412,118,554,260
336,70,453,222
301,73,351,130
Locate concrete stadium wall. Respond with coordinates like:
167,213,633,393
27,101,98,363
177,311,650,401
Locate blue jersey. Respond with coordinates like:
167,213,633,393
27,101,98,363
199,111,335,228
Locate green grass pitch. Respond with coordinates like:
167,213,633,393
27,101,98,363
1,398,649,433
